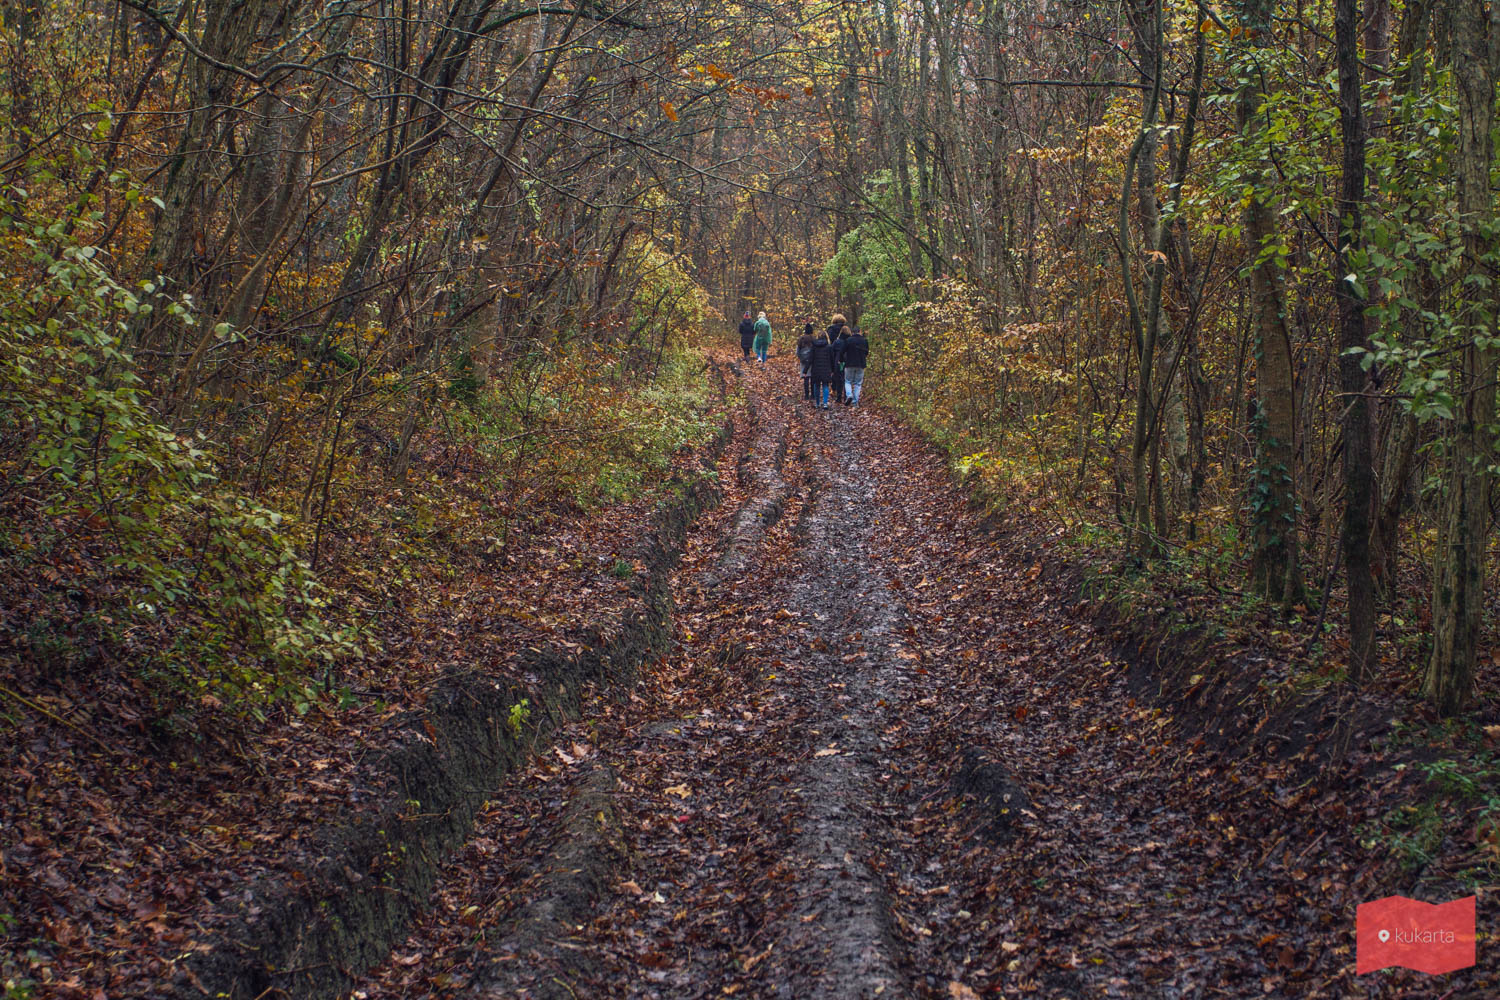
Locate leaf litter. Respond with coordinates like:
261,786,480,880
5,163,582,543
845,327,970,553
350,351,1497,999
13,349,1486,998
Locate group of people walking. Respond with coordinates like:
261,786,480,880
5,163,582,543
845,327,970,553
736,310,869,410
798,314,868,409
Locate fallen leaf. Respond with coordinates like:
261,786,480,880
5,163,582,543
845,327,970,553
742,942,774,972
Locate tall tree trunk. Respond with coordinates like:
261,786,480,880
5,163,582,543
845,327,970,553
914,19,940,274
470,10,575,386
1238,0,1304,605
138,0,275,308
983,0,1013,308
321,0,516,344
1369,0,1435,605
1424,0,1497,714
1336,0,1375,679
882,0,922,280
1120,0,1165,559
1121,0,1203,559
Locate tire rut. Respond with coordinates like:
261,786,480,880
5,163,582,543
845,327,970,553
746,404,912,1000
703,391,796,590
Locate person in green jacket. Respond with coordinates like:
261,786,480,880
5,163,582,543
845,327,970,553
753,311,772,363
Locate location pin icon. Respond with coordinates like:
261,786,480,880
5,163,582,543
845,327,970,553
1378,929,1391,943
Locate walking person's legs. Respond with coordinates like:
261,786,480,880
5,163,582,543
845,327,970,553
846,367,864,405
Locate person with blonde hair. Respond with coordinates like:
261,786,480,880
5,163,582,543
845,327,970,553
825,313,849,404
807,328,834,409
753,311,772,362
825,312,847,342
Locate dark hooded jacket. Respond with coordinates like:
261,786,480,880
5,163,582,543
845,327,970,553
842,332,869,369
738,317,756,349
808,336,835,382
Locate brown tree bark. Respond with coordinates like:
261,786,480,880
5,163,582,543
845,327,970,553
1424,0,1497,714
1238,0,1304,605
1335,0,1375,679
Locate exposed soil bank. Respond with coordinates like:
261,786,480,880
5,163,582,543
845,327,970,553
173,422,731,1000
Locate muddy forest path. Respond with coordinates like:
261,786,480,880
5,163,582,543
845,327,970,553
351,352,1386,999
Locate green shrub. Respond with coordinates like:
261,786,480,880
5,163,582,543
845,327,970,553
0,199,360,710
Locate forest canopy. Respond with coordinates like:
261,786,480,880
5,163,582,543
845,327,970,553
2,0,1498,715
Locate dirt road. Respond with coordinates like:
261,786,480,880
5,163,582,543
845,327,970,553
349,356,1445,999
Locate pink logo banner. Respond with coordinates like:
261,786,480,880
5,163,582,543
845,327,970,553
1356,895,1476,975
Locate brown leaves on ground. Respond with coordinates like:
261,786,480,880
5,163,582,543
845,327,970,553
0,398,730,998
9,350,1494,998
350,352,1494,999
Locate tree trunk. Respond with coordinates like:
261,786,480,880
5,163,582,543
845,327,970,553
1336,0,1375,679
138,0,275,308
1371,410,1418,603
1121,0,1165,559
1424,0,1497,714
1238,0,1304,605
1121,0,1202,560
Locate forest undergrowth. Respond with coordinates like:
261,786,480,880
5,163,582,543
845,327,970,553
0,324,733,997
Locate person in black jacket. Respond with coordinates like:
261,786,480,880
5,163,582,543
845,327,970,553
830,325,850,404
842,328,869,406
807,332,834,409
738,312,755,358
825,312,846,345
796,327,816,399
